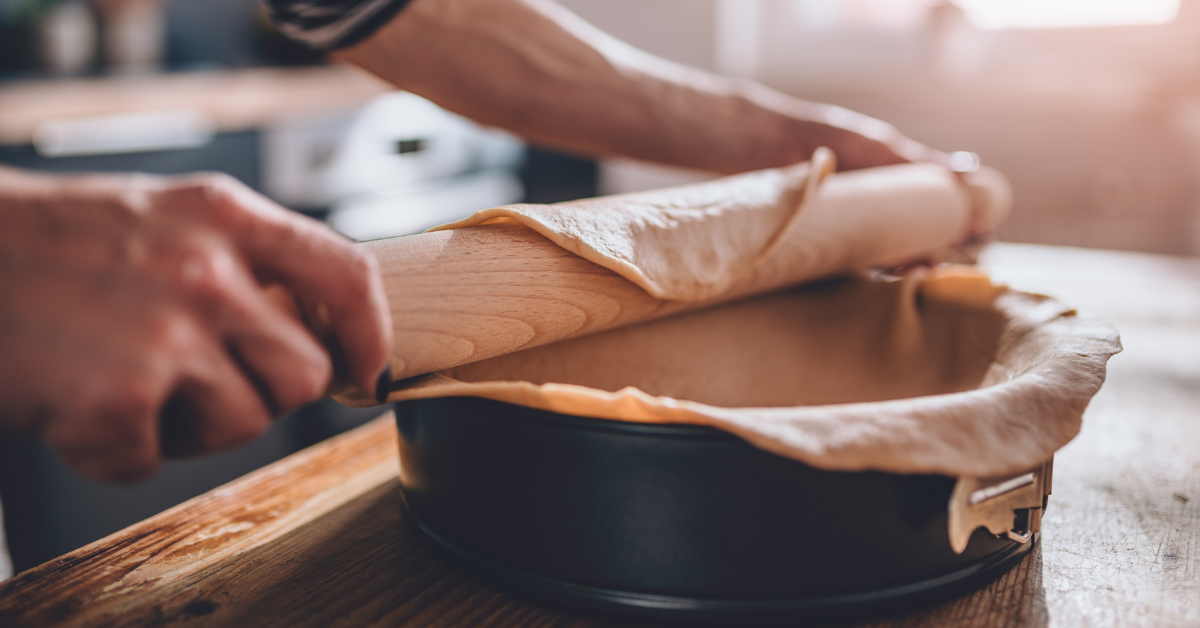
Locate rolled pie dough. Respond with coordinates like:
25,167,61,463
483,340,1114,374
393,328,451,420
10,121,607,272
389,151,1120,477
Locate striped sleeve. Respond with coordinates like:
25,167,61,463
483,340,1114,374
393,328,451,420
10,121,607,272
263,0,414,50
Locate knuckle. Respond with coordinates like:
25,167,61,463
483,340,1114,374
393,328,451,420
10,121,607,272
341,250,378,300
144,310,198,357
187,172,240,195
263,355,330,412
102,189,152,219
197,176,240,207
196,389,271,452
175,246,239,303
167,173,247,224
50,404,160,484
348,247,377,272
97,365,164,416
354,249,380,277
108,380,163,424
284,355,333,408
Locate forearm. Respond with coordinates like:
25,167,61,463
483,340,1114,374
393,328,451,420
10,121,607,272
334,0,920,173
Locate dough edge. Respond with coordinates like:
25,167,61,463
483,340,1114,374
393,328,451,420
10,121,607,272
388,269,1121,477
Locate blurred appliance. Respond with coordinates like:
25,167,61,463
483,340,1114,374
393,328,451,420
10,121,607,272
262,92,524,240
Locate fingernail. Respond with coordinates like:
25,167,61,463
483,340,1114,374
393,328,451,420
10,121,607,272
375,365,392,405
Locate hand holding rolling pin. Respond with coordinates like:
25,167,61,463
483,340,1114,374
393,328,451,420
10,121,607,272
0,167,392,482
2,0,962,483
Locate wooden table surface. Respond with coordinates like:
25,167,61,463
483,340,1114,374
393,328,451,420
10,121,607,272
0,243,1196,627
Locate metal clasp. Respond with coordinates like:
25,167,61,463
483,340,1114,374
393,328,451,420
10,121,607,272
947,458,1053,554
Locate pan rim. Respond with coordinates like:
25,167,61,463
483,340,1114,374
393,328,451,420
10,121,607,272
417,395,739,440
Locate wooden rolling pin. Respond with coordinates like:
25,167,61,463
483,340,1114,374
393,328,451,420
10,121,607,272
323,160,1009,406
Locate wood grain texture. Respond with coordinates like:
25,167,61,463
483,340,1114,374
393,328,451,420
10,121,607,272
1,243,1197,627
0,415,402,627
357,224,699,387
354,163,974,395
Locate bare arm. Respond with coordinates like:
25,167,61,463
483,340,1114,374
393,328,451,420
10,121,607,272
334,0,944,173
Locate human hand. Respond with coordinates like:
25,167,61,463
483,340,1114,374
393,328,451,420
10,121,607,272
767,98,951,172
0,168,392,482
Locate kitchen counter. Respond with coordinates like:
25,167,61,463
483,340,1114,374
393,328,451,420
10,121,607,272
0,242,1197,627
0,65,392,147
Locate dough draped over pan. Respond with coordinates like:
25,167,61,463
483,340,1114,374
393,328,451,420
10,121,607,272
391,269,1120,477
433,147,1009,302
391,152,1119,477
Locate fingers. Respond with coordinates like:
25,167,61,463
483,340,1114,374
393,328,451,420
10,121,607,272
161,348,273,459
46,285,322,476
3,169,363,486
177,178,392,397
170,236,334,413
808,105,948,172
894,137,952,170
225,297,332,415
45,374,166,484
814,125,906,172
244,220,391,396
832,136,951,173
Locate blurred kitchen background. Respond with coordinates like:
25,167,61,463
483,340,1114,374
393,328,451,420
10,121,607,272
2,0,1198,571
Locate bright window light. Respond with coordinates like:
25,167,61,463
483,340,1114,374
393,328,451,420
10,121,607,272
790,0,942,31
954,0,1179,30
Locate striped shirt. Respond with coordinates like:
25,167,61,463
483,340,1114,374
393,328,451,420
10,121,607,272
263,0,414,50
